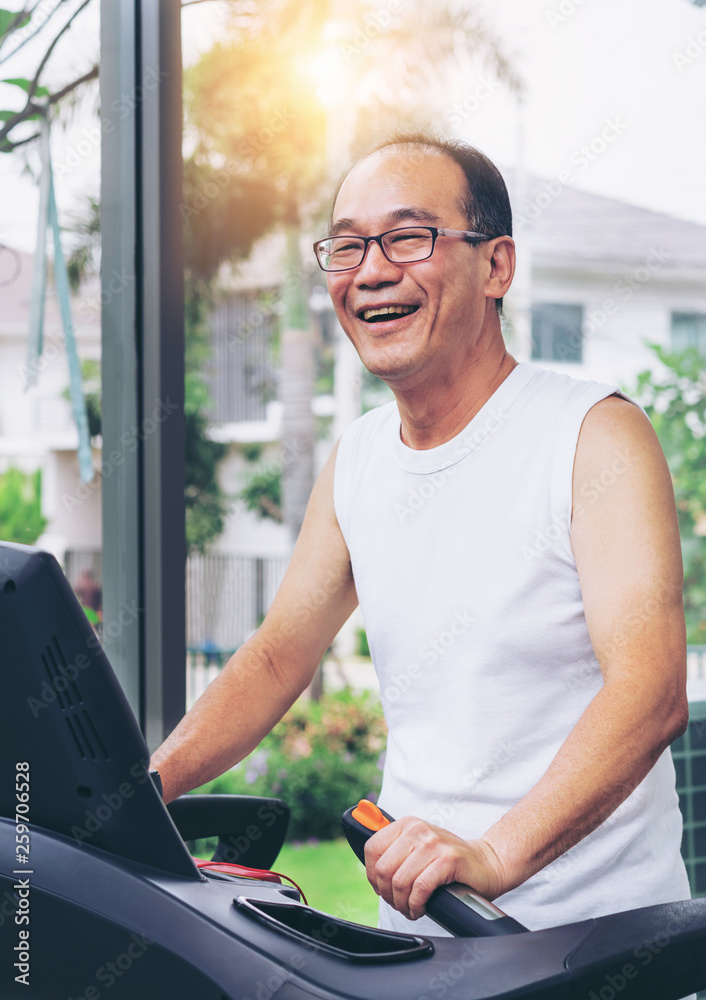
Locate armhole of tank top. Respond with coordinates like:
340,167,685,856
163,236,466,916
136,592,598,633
333,422,357,546
333,404,396,545
550,384,638,562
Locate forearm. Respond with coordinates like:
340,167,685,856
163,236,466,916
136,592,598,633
150,630,309,803
481,677,687,898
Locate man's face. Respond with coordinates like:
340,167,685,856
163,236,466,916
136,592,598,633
326,146,495,390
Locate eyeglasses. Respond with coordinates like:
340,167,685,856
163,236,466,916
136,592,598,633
313,226,493,272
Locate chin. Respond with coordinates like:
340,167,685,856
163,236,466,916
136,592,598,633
359,351,421,386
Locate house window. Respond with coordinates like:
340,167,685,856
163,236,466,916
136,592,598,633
531,303,583,363
671,312,706,356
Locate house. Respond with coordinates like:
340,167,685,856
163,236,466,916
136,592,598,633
1,180,704,659
0,246,102,575
508,176,706,384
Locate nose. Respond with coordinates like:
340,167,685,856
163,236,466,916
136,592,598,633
353,239,404,288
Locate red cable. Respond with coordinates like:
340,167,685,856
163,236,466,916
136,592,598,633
193,858,308,904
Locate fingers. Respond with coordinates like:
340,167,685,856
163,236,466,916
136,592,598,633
364,817,460,920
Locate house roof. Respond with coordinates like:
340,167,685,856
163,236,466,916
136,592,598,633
510,175,706,272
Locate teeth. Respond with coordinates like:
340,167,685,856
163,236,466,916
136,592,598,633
362,305,417,321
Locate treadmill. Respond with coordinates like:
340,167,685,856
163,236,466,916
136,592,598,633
1,540,704,999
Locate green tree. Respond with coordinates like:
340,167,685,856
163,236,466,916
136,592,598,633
1,3,235,554
183,285,230,553
0,467,47,543
62,195,232,554
184,0,522,545
0,2,98,154
630,344,706,643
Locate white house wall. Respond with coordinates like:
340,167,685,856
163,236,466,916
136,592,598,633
526,264,706,388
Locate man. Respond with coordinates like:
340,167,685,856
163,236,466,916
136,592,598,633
151,132,690,939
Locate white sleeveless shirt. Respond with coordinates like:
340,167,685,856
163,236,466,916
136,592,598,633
333,361,690,936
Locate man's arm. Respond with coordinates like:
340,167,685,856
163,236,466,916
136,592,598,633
150,440,357,804
363,396,688,919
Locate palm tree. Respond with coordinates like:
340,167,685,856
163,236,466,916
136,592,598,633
182,0,523,696
185,0,523,536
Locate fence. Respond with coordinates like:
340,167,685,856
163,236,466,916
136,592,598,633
185,551,289,649
688,646,706,681
64,549,289,703
674,698,706,900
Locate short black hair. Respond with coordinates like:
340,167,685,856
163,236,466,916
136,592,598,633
331,129,512,312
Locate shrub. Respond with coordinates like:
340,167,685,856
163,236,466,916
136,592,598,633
0,467,47,544
356,627,370,658
193,689,387,841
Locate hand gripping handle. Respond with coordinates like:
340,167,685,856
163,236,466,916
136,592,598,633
341,800,528,938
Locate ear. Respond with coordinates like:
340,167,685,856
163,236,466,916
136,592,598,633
484,236,515,301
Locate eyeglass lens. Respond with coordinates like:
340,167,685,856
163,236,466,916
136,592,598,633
320,228,434,270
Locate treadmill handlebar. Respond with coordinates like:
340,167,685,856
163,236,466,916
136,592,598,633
341,800,528,938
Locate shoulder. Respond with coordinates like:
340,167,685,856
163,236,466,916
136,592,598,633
571,394,673,528
517,364,627,421
575,394,661,471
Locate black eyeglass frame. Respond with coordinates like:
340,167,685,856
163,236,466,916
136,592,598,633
312,226,494,272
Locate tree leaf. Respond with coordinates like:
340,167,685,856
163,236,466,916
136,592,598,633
0,108,40,120
2,76,50,98
0,9,31,40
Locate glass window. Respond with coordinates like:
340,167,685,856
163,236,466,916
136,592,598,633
531,303,584,364
671,312,706,356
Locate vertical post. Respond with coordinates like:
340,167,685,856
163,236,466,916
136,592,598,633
510,97,533,362
100,0,141,718
100,0,185,749
139,1,186,750
255,556,265,626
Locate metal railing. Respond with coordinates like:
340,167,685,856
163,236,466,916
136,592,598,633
185,551,288,650
688,646,706,681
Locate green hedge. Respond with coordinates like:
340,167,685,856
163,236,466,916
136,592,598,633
193,689,387,841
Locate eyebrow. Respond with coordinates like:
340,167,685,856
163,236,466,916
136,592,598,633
328,206,443,238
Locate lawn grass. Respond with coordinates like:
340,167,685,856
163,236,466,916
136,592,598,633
275,838,379,928
191,835,380,927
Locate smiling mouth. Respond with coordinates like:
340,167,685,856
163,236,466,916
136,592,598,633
359,305,420,323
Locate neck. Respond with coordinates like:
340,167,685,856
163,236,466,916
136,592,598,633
393,342,518,450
